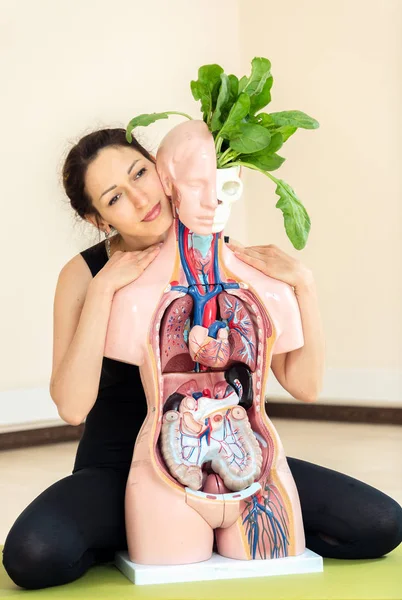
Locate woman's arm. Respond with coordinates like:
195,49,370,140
49,245,161,425
49,256,115,425
271,277,325,402
225,239,325,403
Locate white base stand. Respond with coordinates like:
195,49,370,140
114,549,323,586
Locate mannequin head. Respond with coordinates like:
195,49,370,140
62,128,173,249
156,120,218,235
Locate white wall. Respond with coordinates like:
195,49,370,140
1,0,401,431
240,0,402,374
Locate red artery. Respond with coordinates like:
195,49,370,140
183,229,199,284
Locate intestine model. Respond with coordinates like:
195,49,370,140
160,366,263,492
104,119,306,565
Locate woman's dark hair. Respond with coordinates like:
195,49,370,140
62,128,155,229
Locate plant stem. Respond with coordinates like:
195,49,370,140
165,111,193,120
219,150,239,167
227,161,279,184
217,147,232,167
215,136,224,154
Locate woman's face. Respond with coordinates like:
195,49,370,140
85,145,173,238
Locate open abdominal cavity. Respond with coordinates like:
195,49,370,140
160,369,263,492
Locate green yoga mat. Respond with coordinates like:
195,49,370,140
1,545,401,599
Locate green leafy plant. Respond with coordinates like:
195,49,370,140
126,57,319,250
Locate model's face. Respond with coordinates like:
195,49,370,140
159,143,218,235
173,160,217,235
85,146,173,236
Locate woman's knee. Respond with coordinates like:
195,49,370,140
2,522,92,590
3,528,49,588
369,497,402,557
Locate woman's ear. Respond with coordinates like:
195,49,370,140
85,214,106,232
84,215,96,228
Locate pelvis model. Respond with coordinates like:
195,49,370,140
104,120,306,565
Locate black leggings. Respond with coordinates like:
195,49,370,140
3,458,402,590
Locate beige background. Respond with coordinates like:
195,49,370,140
1,0,401,429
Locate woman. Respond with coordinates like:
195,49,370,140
2,128,402,590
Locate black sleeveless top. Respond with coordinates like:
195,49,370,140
72,240,147,474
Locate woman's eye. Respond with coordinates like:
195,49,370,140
108,168,147,206
108,194,120,207
134,167,147,180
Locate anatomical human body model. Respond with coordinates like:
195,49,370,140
104,120,306,565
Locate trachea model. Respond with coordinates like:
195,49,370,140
104,120,306,565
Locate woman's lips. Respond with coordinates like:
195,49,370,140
142,202,161,222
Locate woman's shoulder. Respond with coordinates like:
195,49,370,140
79,239,109,277
61,239,108,279
57,239,108,287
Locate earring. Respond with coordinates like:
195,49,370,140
104,229,111,259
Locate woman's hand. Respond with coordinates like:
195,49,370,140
92,243,162,294
226,239,314,289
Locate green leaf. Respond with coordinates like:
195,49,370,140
219,92,250,139
235,132,285,168
250,112,307,142
191,64,224,124
275,125,298,143
228,75,239,101
234,58,273,125
269,110,319,129
198,64,224,89
249,74,273,115
274,179,311,250
242,57,272,97
190,81,212,122
211,79,222,114
211,73,231,132
126,113,170,142
228,123,271,154
228,160,311,248
238,150,285,172
266,131,284,153
219,74,239,125
249,112,276,128
238,75,248,93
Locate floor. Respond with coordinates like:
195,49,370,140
1,418,401,544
